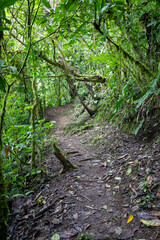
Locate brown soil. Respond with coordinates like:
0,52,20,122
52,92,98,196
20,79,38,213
8,103,160,240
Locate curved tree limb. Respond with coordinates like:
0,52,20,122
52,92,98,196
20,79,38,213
38,53,105,83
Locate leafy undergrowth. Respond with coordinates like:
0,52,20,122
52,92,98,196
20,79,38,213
8,103,160,240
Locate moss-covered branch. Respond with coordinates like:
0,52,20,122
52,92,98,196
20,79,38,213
38,53,105,83
53,143,77,172
93,22,155,78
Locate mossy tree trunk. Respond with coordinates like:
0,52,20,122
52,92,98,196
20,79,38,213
31,102,36,169
53,143,77,172
0,85,11,240
31,72,39,169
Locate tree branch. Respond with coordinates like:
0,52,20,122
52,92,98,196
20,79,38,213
38,53,105,83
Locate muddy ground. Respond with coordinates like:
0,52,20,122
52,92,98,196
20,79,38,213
8,103,160,240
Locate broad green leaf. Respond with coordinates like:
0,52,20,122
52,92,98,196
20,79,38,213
100,3,111,15
0,59,6,67
126,168,132,175
155,89,160,95
25,191,34,196
65,0,78,10
0,0,17,9
12,193,25,198
42,0,51,9
9,66,17,72
51,233,60,240
136,91,150,109
158,62,160,73
0,26,10,31
150,78,158,94
134,119,144,135
36,17,48,25
122,80,130,95
103,20,107,40
0,76,6,93
2,17,12,24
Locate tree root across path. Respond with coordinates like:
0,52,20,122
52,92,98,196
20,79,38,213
53,143,77,172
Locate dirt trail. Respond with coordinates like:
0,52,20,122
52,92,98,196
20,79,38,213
9,103,160,240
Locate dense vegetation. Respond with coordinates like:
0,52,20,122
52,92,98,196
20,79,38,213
0,0,159,239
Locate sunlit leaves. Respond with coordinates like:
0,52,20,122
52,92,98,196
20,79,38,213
42,0,51,9
103,20,107,40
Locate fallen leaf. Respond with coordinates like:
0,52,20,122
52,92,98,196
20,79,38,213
140,218,160,226
67,233,78,240
121,226,140,239
126,168,132,175
68,191,74,195
156,192,160,198
105,183,111,188
147,176,153,185
117,154,128,159
137,212,157,220
26,199,32,206
113,186,119,189
84,224,91,230
73,213,78,220
127,215,133,223
51,233,60,240
115,226,122,235
101,205,108,210
85,205,99,210
124,213,127,218
132,205,139,211
114,177,121,181
102,162,107,167
151,211,160,217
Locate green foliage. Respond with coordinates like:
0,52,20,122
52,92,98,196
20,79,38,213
0,0,159,222
0,76,6,93
2,119,55,196
0,0,17,9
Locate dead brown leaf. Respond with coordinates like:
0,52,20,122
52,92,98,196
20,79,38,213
147,175,153,185
73,213,78,219
151,211,160,217
117,154,128,159
84,224,91,230
66,233,78,240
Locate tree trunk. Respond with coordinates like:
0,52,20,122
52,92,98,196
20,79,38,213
76,91,97,117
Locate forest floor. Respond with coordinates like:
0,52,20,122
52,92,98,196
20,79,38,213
9,103,160,240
